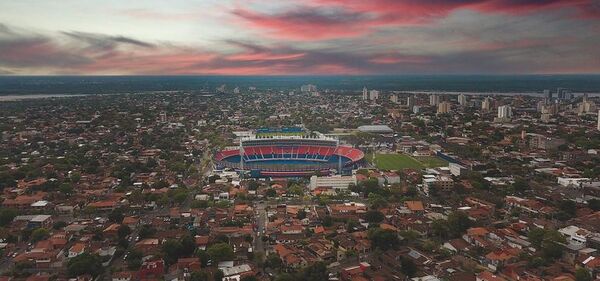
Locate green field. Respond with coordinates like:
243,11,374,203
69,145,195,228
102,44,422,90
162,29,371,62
415,156,449,168
369,154,448,170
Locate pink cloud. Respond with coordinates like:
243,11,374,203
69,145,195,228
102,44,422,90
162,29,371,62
231,7,374,41
369,54,431,64
231,0,597,42
226,52,305,62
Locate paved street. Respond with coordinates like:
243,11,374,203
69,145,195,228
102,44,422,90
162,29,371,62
254,202,268,255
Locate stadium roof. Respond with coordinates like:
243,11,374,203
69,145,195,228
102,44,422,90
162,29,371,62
357,125,393,133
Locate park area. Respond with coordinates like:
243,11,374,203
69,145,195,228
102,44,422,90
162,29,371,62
369,153,448,170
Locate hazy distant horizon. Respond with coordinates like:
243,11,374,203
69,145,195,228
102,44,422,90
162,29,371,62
1,74,600,96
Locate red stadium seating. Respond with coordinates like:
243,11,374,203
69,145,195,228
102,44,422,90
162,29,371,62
217,145,363,162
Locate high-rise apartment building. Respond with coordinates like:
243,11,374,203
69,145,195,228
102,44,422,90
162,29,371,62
482,97,492,111
407,96,415,109
458,94,467,106
369,90,379,101
430,94,440,106
498,105,513,119
437,101,451,114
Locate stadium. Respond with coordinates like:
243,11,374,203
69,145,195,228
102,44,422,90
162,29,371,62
215,129,364,178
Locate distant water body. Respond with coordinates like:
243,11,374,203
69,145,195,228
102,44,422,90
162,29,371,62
0,75,599,95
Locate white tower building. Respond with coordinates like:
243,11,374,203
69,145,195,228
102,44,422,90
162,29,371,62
458,94,467,106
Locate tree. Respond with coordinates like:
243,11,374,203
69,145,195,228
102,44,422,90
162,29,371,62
265,188,277,197
447,211,470,238
53,221,67,230
59,183,74,195
181,235,196,256
297,209,307,220
207,243,234,263
349,183,362,194
70,172,81,183
247,180,259,191
213,269,224,281
0,208,17,226
127,250,143,269
117,225,131,239
588,199,600,211
139,224,156,239
240,276,258,281
174,190,189,204
108,209,124,223
368,228,400,250
265,254,282,270
512,177,529,193
190,271,210,281
541,229,566,261
195,249,210,266
557,200,577,220
31,228,50,242
400,257,417,277
67,253,103,277
300,262,328,281
322,216,333,227
162,239,184,265
364,210,385,224
346,220,360,233
575,267,592,281
431,219,449,240
528,228,546,249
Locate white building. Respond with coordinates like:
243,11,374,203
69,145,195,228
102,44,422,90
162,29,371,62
449,163,468,177
300,84,317,93
481,97,492,111
429,94,440,106
310,174,357,191
458,94,467,106
413,106,421,114
390,94,398,103
497,105,512,120
362,87,368,100
557,177,600,188
407,96,415,109
559,225,591,246
369,90,379,101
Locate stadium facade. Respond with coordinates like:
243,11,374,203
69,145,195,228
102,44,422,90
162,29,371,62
215,133,364,178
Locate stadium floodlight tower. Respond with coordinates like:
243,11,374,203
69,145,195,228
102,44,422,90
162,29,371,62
239,141,245,178
337,137,342,174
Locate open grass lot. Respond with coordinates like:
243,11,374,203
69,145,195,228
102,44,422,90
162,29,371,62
372,153,424,170
415,156,449,168
369,153,448,170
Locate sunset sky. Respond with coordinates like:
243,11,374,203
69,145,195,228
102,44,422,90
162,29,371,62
0,0,599,75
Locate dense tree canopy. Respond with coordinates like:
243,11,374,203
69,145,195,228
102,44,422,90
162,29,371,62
67,253,103,277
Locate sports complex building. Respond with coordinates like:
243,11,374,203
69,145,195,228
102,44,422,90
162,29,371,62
215,128,365,178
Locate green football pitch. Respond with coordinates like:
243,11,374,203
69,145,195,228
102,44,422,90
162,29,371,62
369,154,448,170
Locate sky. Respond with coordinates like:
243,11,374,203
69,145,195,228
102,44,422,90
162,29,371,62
0,0,599,75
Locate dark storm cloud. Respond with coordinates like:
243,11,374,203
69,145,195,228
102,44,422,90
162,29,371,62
62,31,155,49
0,25,92,68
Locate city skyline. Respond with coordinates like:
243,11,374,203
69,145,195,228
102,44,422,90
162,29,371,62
0,0,599,75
